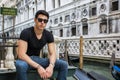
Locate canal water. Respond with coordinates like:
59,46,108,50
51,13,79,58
67,60,115,80
83,61,114,80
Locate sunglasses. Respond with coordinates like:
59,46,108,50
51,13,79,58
37,18,48,23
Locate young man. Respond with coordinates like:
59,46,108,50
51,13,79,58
15,10,68,80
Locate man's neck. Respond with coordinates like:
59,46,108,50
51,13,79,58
34,26,43,35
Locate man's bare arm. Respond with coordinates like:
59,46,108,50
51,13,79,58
45,42,56,78
17,40,40,68
48,42,56,66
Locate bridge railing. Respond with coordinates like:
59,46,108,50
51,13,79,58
59,33,120,61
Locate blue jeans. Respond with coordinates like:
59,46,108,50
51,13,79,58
15,56,68,80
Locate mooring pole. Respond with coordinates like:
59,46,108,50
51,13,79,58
79,36,83,69
65,40,68,62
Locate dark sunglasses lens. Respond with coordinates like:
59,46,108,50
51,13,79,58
38,18,48,23
38,18,42,22
44,20,48,23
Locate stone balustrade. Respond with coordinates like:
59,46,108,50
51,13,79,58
59,34,120,60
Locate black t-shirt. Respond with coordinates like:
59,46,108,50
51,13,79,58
20,27,54,56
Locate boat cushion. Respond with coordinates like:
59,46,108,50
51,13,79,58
113,65,120,72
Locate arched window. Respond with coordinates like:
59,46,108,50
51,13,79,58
71,27,76,36
81,18,88,35
71,21,76,36
100,19,107,33
60,29,63,37
83,23,88,35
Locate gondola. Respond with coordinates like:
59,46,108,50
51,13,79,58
110,53,120,80
73,68,109,80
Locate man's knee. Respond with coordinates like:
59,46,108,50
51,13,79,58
58,60,68,69
15,60,28,70
62,61,68,69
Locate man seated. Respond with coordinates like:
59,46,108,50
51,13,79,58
15,10,68,80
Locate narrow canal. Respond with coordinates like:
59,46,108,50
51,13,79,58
83,61,114,80
67,60,115,80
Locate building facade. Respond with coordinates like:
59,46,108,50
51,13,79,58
0,0,120,38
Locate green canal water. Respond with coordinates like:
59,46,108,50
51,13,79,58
67,60,115,80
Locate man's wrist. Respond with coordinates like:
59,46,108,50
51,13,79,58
36,64,40,69
49,63,55,67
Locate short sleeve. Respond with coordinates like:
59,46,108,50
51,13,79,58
20,29,29,42
46,31,54,43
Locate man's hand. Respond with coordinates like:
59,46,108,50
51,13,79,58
45,64,54,78
37,65,47,79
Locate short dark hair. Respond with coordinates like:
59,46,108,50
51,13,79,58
35,10,49,19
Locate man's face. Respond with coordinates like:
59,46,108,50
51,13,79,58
34,14,48,30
